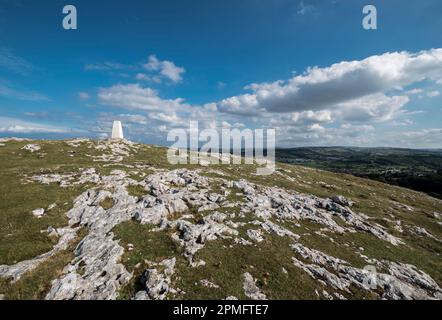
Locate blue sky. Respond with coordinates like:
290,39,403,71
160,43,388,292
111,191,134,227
0,0,441,147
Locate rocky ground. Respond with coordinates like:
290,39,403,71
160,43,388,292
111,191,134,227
0,138,441,300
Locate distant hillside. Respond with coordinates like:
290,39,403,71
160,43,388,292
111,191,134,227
276,147,442,199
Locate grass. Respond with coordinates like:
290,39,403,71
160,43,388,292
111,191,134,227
0,228,87,300
113,221,183,300
0,141,91,264
99,197,115,210
126,185,148,199
1,139,441,300
114,220,375,300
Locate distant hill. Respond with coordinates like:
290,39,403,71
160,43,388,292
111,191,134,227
276,147,442,199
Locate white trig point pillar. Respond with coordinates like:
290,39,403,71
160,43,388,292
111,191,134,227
111,121,124,140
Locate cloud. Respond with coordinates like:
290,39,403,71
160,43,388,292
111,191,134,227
0,117,70,134
0,50,47,101
0,82,50,101
23,111,49,118
135,73,161,83
276,122,376,147
297,1,317,16
391,119,414,127
143,55,185,83
97,83,216,129
98,83,188,112
94,49,442,148
290,110,333,124
427,90,440,97
218,93,262,116
111,113,148,125
84,62,126,71
217,81,227,89
85,55,185,84
336,93,409,122
0,48,34,75
405,88,423,95
96,83,229,141
387,128,442,148
217,49,442,126
78,92,90,100
400,128,442,140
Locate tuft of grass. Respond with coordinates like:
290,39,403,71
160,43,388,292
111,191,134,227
99,197,115,210
126,185,147,199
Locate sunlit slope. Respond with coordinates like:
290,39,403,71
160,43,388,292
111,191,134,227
0,138,440,300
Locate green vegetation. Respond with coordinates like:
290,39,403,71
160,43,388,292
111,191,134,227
126,184,148,198
114,221,183,300
0,141,93,265
0,139,441,300
276,147,442,199
113,220,376,300
0,228,86,300
99,197,115,210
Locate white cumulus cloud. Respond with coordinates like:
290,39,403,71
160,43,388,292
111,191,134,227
0,117,70,134
218,49,442,118
143,55,185,83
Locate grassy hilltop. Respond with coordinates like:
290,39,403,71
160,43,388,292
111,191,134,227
0,139,441,300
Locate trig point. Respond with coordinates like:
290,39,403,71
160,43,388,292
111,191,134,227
111,121,124,140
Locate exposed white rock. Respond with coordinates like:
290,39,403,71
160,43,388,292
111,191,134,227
22,144,41,153
30,168,100,188
45,171,137,300
200,279,220,289
32,208,45,218
234,237,253,246
135,258,176,300
31,173,71,185
230,178,401,245
65,138,90,148
247,229,264,243
171,217,238,266
393,202,415,212
13,165,437,301
322,290,334,300
409,226,440,242
330,195,354,207
243,272,267,300
46,234,132,300
91,139,138,163
291,242,442,300
0,227,78,282
261,220,300,240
